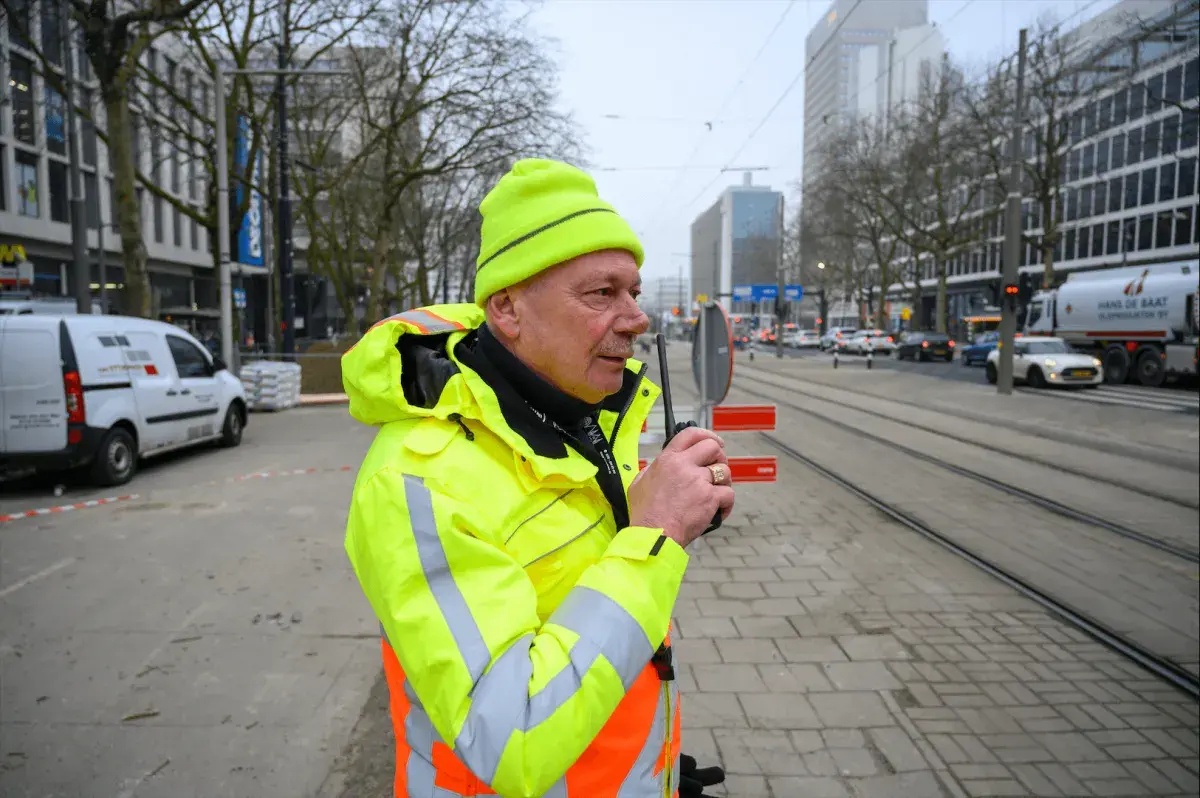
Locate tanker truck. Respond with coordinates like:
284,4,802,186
1023,260,1198,387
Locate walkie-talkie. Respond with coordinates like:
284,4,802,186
655,333,724,535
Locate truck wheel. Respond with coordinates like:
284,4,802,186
1135,348,1165,387
986,362,998,384
91,427,137,487
1103,345,1130,384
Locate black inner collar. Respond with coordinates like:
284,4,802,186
476,323,599,429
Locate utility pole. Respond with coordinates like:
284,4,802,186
998,27,1028,396
277,0,295,358
61,0,89,313
775,192,785,358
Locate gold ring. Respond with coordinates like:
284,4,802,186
708,464,726,485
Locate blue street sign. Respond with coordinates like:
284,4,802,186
233,288,247,310
733,284,804,302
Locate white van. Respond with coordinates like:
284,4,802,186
0,314,247,486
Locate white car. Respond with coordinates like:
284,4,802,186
786,329,821,349
820,327,858,350
844,329,896,354
0,314,248,486
985,336,1103,388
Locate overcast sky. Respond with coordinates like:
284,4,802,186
525,0,1127,284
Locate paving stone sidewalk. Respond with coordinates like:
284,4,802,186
644,343,1200,798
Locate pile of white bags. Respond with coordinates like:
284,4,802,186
240,361,302,411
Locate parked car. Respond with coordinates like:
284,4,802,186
960,331,1000,366
895,331,956,361
844,329,896,355
820,327,858,350
0,314,248,486
986,337,1103,388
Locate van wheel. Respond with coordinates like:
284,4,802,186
91,427,137,487
220,404,244,448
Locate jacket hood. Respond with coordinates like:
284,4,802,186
341,304,484,426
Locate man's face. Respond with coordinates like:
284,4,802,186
488,249,650,403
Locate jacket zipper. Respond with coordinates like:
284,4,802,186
608,362,649,448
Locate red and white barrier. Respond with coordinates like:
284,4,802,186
0,494,138,525
639,404,778,483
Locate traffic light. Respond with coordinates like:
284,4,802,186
1003,282,1019,311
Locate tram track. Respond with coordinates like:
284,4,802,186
738,367,1199,513
733,377,1200,563
761,432,1200,701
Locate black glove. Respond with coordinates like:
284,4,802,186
679,753,725,797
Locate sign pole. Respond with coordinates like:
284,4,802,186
698,302,710,428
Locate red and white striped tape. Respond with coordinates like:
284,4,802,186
233,465,353,481
0,494,139,525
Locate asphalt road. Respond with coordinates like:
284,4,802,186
1,408,381,798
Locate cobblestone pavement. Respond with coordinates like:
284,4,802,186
644,343,1200,797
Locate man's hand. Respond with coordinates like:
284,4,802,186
680,753,725,797
628,426,734,548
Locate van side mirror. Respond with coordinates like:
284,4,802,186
211,356,227,373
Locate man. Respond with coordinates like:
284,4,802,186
342,158,732,797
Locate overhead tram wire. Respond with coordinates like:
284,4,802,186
642,0,800,234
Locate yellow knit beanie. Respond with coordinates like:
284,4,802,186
474,159,645,306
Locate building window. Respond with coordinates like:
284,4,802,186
1185,58,1198,101
84,171,99,228
1080,184,1093,218
1128,82,1144,121
1165,65,1182,104
1106,220,1120,255
14,152,39,217
41,0,62,66
1078,225,1090,259
1082,143,1094,179
11,55,36,145
171,137,180,194
1068,149,1080,183
76,28,91,82
1127,127,1142,165
1111,133,1126,170
45,85,67,155
1066,188,1078,221
1146,73,1163,114
1160,162,1176,203
1124,172,1139,208
1098,96,1112,130
1156,211,1174,248
1143,120,1160,161
1162,115,1179,156
173,205,182,247
0,146,5,212
1083,101,1097,138
1094,180,1107,214
153,195,164,243
1140,167,1156,206
1112,88,1127,126
1182,114,1198,150
8,0,32,45
1109,176,1123,213
191,217,199,250
1091,224,1104,258
49,159,69,222
1175,207,1194,247
1179,157,1196,198
1064,228,1076,260
77,89,98,167
1137,214,1153,250
1096,138,1109,174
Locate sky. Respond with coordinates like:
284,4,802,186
525,0,1128,284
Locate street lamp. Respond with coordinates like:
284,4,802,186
213,63,349,369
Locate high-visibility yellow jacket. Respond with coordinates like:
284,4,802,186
342,304,689,798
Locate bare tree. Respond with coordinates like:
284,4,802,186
291,0,581,329
876,57,992,333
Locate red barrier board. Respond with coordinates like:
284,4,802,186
711,405,776,432
727,456,778,483
637,456,777,483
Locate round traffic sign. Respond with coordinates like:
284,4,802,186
692,302,734,405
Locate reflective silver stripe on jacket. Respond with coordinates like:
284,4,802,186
616,682,668,797
385,476,655,790
388,309,463,334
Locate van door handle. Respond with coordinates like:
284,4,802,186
166,389,179,396
180,389,191,395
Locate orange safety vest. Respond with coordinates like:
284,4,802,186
382,633,681,797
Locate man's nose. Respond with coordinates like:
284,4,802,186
616,301,650,337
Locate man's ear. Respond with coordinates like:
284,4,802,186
485,288,522,339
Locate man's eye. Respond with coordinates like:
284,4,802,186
595,288,612,296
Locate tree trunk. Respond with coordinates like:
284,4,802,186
365,226,391,325
104,91,152,317
935,256,948,333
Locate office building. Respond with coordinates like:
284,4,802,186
689,172,784,314
879,0,1198,329
802,0,928,188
